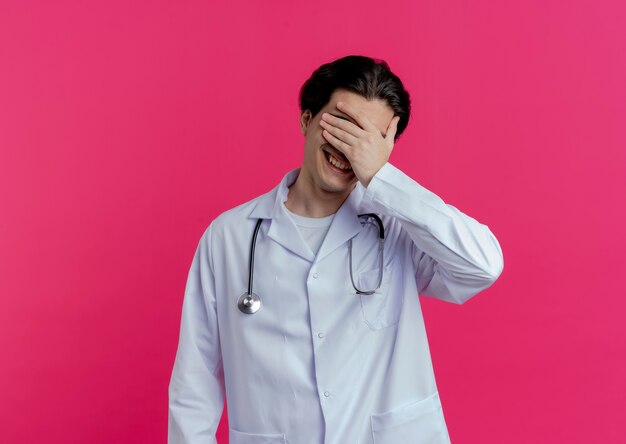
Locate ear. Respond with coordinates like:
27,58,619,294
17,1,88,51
300,110,312,136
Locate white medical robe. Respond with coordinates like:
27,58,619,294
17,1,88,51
168,163,504,444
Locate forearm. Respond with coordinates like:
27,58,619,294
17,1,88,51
361,162,504,302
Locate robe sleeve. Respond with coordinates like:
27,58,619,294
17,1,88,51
168,225,225,443
360,162,504,304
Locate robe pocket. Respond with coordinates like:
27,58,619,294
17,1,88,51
370,392,450,444
358,265,400,330
229,428,286,444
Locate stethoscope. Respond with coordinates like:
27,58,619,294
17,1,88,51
237,213,385,314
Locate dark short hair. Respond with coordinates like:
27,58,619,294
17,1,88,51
299,55,411,141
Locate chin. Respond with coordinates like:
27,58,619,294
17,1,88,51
318,174,357,194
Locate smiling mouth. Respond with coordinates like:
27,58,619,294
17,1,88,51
322,147,352,172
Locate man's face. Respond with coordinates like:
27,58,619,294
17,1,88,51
299,89,395,195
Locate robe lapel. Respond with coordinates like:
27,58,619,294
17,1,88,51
248,168,315,263
315,184,365,263
267,205,315,262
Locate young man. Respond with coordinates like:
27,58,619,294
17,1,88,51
168,55,504,444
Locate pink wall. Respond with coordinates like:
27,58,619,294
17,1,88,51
1,1,624,442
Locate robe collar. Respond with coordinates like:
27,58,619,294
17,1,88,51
249,168,365,263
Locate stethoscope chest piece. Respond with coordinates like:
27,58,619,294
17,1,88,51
238,292,261,314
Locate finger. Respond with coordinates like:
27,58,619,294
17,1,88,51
321,112,363,138
320,116,359,144
385,116,401,143
336,101,378,133
321,128,352,157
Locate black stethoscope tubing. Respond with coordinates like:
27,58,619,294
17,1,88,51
247,218,264,296
239,213,384,314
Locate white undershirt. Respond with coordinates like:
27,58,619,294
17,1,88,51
283,204,335,257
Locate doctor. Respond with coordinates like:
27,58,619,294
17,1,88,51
168,55,504,444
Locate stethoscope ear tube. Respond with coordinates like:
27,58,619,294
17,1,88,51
360,213,384,240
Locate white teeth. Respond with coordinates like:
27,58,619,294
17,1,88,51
327,153,352,171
